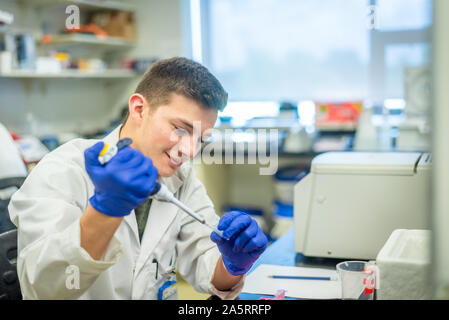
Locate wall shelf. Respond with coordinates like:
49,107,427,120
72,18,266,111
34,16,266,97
19,0,136,12
0,69,137,79
39,34,136,48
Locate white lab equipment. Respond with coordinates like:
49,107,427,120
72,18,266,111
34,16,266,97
353,107,378,151
397,117,430,152
0,122,27,179
294,152,431,260
283,125,313,154
271,166,308,239
397,66,431,152
376,229,432,300
273,166,308,204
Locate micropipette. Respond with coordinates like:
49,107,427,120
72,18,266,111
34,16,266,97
98,138,226,239
150,182,226,239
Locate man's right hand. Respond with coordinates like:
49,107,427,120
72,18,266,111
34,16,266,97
84,141,158,217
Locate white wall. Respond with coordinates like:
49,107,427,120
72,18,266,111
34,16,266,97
0,0,185,136
129,0,184,59
431,0,449,299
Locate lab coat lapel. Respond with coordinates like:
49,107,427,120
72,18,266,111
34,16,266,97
102,125,122,146
137,173,184,270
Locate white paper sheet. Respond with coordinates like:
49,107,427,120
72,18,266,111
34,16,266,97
242,264,342,299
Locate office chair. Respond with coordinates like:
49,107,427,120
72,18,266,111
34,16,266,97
0,177,25,233
0,177,25,299
0,229,21,299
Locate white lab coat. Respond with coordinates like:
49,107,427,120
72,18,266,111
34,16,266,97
8,125,244,300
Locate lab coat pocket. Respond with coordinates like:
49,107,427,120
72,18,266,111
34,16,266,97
148,250,177,300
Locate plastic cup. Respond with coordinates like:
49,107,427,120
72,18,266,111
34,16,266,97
336,261,376,300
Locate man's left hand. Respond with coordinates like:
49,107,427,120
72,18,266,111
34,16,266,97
210,211,267,276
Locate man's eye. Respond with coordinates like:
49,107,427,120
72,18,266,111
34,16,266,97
173,126,189,136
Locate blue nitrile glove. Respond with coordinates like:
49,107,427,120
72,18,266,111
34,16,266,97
210,211,268,276
84,141,158,217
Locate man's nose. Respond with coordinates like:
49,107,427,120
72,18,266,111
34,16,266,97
177,136,201,159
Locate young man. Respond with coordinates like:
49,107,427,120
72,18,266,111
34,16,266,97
8,57,267,300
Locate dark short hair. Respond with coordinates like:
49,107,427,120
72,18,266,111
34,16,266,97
131,57,228,117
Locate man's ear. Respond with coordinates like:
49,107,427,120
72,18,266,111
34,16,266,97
128,93,148,122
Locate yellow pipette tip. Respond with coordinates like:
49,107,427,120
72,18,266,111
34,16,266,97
99,143,109,156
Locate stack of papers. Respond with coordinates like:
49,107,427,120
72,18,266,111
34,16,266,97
242,264,341,299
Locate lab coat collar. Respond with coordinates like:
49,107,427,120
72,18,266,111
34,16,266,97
101,125,184,246
102,124,122,149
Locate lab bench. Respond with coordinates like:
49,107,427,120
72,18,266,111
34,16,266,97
238,228,346,300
